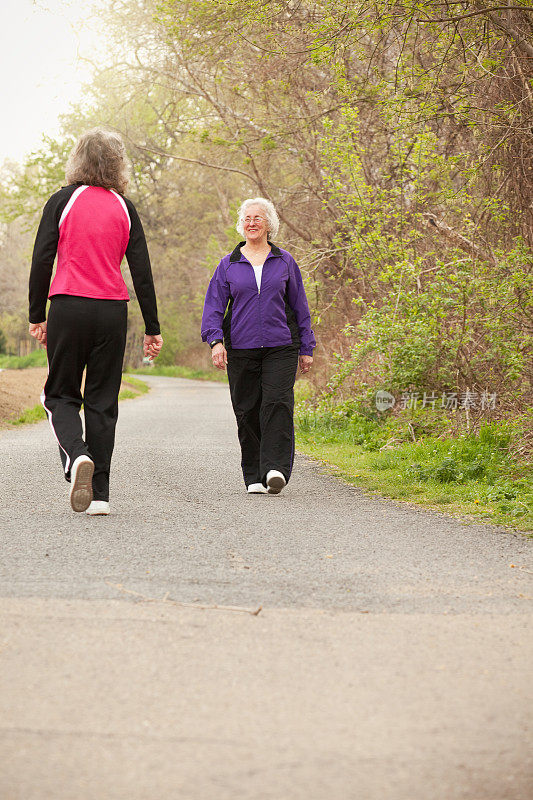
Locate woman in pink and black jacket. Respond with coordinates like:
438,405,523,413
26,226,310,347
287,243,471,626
201,197,316,495
29,129,163,515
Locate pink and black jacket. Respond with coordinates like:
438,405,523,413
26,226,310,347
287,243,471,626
29,183,160,334
201,242,316,356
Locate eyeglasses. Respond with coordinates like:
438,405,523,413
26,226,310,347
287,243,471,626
244,216,266,225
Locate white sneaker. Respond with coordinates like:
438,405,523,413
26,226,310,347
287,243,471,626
69,455,94,512
266,469,286,495
86,501,110,516
247,483,268,494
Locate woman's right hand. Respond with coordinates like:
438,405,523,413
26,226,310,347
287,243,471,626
211,343,228,370
144,334,163,361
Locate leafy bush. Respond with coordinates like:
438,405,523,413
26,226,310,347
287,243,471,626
434,458,460,483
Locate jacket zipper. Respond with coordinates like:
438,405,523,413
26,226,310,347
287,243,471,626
245,253,273,346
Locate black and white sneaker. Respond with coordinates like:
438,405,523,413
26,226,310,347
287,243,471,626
69,455,94,512
266,469,286,495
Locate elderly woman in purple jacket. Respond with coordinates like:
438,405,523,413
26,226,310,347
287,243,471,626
201,197,316,495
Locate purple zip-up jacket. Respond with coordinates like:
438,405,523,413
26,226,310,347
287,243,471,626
201,242,316,356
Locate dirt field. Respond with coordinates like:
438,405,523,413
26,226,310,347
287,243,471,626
0,369,137,427
0,368,47,426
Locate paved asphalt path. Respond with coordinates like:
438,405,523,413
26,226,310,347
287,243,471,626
0,375,532,799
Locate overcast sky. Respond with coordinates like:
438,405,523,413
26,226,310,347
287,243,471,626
0,0,106,164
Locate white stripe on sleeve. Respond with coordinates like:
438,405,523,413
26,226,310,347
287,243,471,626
110,189,131,231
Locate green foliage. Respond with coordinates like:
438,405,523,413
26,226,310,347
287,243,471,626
0,328,6,354
296,405,532,530
317,79,532,399
322,242,532,399
294,378,316,403
0,136,74,225
154,314,185,367
0,350,47,369
297,399,450,452
307,3,532,405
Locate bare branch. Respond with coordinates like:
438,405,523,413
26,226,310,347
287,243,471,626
425,6,533,23
421,213,497,264
129,141,258,184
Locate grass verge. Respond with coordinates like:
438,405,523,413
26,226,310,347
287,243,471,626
128,364,227,382
0,350,47,369
8,404,47,426
120,375,150,399
295,398,533,533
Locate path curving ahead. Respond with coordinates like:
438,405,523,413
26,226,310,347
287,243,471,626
0,376,532,799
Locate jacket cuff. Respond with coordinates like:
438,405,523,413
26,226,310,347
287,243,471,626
299,346,314,357
29,310,46,324
145,324,161,336
201,330,224,343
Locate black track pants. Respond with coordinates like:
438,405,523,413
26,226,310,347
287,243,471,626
227,345,299,487
42,295,127,501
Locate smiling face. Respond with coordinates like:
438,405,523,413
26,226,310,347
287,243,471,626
243,203,269,244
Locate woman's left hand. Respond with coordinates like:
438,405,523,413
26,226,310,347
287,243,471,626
299,355,313,374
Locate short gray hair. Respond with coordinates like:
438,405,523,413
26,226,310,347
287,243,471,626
236,197,280,239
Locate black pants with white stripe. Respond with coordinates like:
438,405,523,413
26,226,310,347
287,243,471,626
227,345,300,487
42,295,127,501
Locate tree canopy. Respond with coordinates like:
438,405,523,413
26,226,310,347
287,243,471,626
1,0,531,401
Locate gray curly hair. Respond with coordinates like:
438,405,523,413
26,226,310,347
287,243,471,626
65,128,130,194
236,197,280,238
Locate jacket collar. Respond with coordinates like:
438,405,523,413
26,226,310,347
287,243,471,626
229,241,282,263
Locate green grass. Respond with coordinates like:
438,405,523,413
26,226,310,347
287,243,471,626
0,350,47,369
122,375,150,394
9,404,47,426
128,364,227,382
295,403,533,532
119,375,149,401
